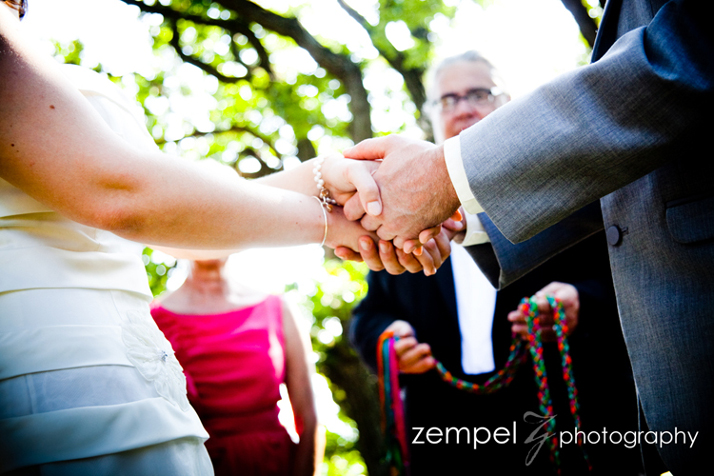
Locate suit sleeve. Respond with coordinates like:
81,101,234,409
466,202,604,289
349,271,401,372
460,0,713,247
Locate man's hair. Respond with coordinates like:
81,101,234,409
4,0,27,19
422,50,509,143
424,50,497,105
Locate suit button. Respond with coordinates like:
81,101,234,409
606,225,622,246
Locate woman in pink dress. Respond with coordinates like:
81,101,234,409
151,258,323,476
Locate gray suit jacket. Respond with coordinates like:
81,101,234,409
462,0,714,473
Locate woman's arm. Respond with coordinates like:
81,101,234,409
0,6,450,273
257,153,380,209
150,203,369,260
0,6,374,254
281,300,324,476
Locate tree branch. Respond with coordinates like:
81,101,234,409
120,0,273,77
221,0,372,141
168,19,248,83
296,138,316,163
234,147,279,179
122,0,371,141
155,124,280,157
321,338,388,476
560,0,599,48
336,0,371,31
336,0,426,117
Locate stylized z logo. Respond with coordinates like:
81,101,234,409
523,411,556,466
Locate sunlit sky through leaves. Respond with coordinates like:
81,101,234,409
21,0,590,287
23,0,588,118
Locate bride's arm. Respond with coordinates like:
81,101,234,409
0,5,447,273
0,6,373,254
256,155,380,212
152,204,375,261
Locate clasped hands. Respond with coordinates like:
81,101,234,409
320,135,463,275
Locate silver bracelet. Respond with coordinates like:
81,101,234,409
312,196,328,247
313,156,338,212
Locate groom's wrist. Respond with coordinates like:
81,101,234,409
432,143,462,215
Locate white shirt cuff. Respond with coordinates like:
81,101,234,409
443,136,483,215
452,211,491,246
462,212,491,245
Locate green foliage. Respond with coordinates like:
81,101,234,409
306,259,369,348
131,4,361,176
288,259,372,474
372,0,455,68
141,247,179,297
51,39,105,72
112,0,454,179
323,450,368,476
51,40,84,66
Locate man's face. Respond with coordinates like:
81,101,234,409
433,60,507,142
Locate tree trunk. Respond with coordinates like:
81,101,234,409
320,333,388,476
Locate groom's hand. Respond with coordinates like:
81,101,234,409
342,136,461,246
334,228,452,275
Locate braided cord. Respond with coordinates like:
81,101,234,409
378,331,409,475
519,295,592,474
378,295,591,475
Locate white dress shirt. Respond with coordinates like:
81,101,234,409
450,244,497,375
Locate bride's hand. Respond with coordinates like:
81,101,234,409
324,205,379,253
319,154,382,214
397,208,464,254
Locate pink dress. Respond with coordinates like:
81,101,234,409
151,295,296,476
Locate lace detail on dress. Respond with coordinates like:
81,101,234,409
121,311,190,411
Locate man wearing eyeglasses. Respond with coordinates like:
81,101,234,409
350,51,642,475
426,53,508,145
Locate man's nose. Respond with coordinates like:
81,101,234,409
453,97,485,118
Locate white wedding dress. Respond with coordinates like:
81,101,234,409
0,65,212,475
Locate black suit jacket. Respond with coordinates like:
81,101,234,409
350,232,641,475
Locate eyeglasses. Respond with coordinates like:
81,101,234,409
435,87,502,113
